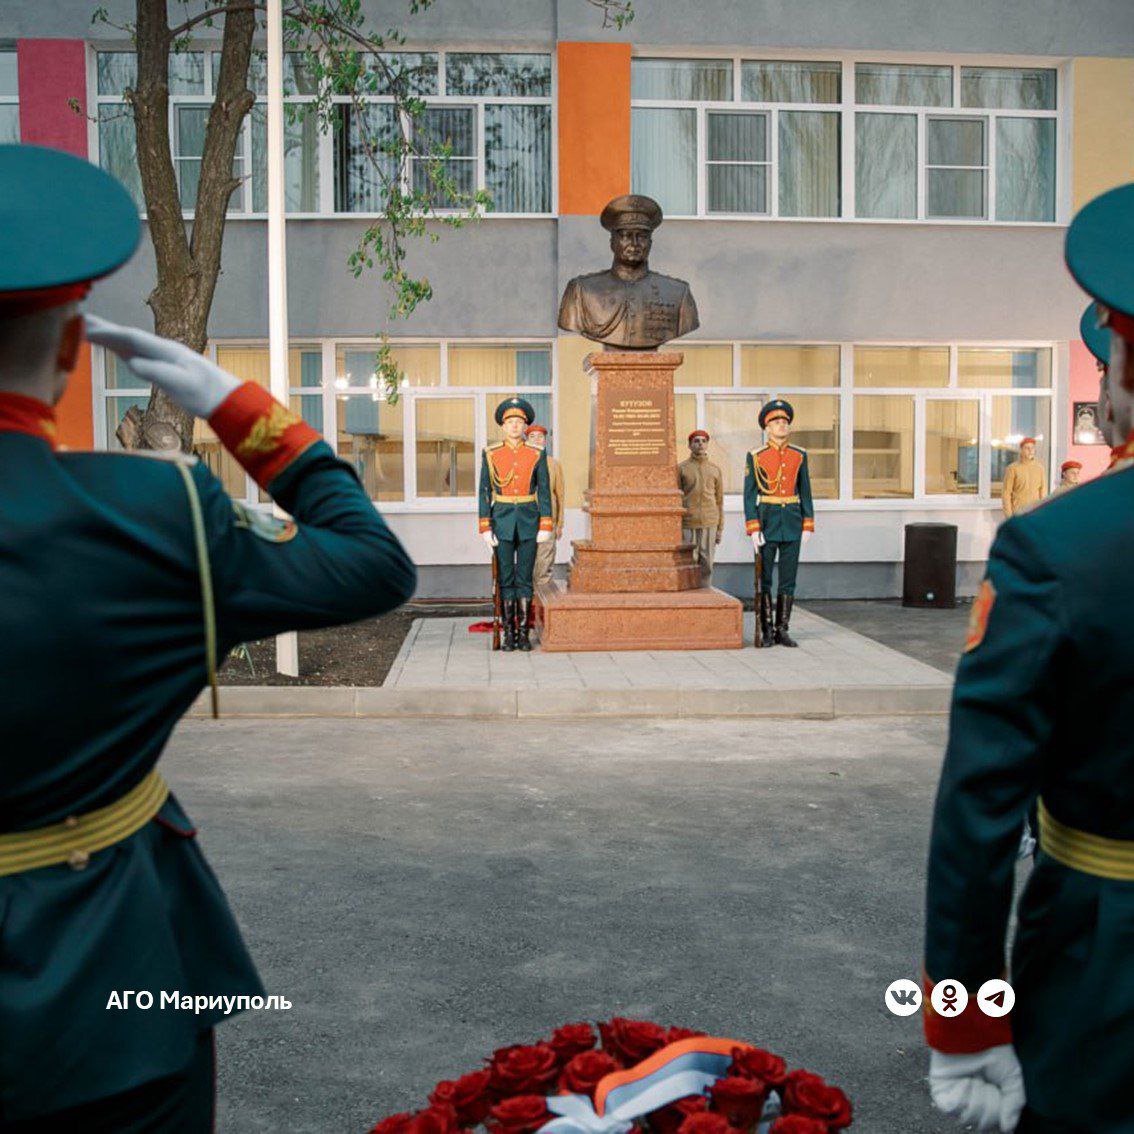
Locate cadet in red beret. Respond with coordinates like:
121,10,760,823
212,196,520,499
678,429,724,585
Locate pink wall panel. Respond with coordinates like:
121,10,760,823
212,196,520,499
1067,340,1111,481
17,39,88,156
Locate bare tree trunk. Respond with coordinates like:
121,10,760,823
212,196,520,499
121,0,255,451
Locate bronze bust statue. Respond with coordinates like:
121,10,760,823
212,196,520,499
558,194,699,350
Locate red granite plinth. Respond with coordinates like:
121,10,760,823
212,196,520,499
539,349,743,651
537,581,743,651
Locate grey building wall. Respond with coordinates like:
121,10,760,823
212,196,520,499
557,0,1134,57
9,0,1134,55
90,219,560,339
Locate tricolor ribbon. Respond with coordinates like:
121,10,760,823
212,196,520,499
538,1038,781,1134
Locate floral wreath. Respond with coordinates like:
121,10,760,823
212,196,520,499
369,1018,853,1134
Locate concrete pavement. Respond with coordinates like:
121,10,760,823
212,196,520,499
160,715,959,1133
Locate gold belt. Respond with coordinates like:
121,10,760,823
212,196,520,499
1038,798,1134,881
0,770,170,877
492,493,537,505
759,495,799,505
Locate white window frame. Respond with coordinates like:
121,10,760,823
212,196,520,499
630,49,1066,225
88,44,557,220
672,341,1056,510
0,45,19,144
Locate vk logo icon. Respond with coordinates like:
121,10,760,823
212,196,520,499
885,979,923,1016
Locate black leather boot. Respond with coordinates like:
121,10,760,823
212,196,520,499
501,599,517,651
516,598,533,651
759,593,775,648
775,594,798,647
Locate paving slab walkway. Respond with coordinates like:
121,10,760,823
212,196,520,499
196,608,953,719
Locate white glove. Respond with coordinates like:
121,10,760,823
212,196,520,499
750,531,765,550
482,531,498,548
802,530,813,545
536,529,552,544
929,1047,1025,1133
85,314,240,419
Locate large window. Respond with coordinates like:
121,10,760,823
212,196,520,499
0,48,18,143
95,48,552,216
632,56,1059,223
673,342,1051,506
98,339,553,505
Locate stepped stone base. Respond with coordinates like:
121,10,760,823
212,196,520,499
569,540,701,592
536,580,744,652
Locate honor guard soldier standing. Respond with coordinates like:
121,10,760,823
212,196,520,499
479,397,552,651
678,429,724,585
743,399,814,647
0,146,416,1129
923,182,1134,1134
523,423,564,590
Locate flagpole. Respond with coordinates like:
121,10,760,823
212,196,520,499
267,0,299,676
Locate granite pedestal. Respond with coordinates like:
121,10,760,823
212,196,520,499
539,350,743,651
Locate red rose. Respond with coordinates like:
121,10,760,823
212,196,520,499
430,1070,494,1126
708,1076,770,1130
598,1018,668,1067
729,1047,787,1090
648,1095,708,1134
373,1106,458,1134
665,1027,706,1044
558,1050,619,1099
486,1095,553,1134
370,1113,414,1134
549,1023,597,1065
769,1119,830,1134
677,1113,733,1134
781,1072,853,1130
489,1044,560,1096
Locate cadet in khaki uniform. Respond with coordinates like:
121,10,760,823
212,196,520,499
1052,459,1082,495
524,424,563,588
677,429,724,585
0,147,416,1128
1000,438,1047,516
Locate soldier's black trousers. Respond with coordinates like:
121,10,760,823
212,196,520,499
0,1029,215,1133
495,536,537,600
759,538,801,596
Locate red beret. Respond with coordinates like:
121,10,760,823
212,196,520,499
1061,460,1082,472
1021,436,1037,446
525,424,548,437
688,429,709,443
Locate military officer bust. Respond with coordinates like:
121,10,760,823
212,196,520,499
558,194,699,350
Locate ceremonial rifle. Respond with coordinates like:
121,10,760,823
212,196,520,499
753,546,763,649
491,553,502,651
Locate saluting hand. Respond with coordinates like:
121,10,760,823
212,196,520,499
85,315,240,419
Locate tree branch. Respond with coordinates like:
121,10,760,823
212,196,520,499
167,2,264,41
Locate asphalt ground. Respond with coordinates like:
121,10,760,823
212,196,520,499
158,715,964,1133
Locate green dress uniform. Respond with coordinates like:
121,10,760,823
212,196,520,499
0,146,417,1127
478,397,552,651
923,183,1134,1133
743,400,815,647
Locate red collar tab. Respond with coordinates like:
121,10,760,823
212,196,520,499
1111,431,1134,465
0,392,58,448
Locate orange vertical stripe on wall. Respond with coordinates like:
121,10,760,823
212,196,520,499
57,345,95,450
558,42,631,215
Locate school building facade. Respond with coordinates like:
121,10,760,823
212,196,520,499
4,1,1134,596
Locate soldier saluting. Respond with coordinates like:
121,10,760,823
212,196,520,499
923,182,1134,1133
0,145,415,1128
479,397,553,651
